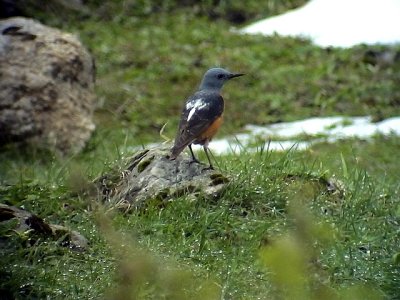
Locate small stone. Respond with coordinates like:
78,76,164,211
50,224,89,251
0,204,88,251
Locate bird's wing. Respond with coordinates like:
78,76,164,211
171,92,224,157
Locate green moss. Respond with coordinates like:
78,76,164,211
126,149,150,171
136,155,154,173
209,173,230,186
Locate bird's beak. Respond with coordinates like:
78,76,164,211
229,73,245,79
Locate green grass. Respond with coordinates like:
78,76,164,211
53,2,400,144
2,137,400,299
79,17,400,144
1,1,400,299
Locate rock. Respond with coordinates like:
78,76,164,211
0,203,89,251
49,224,89,250
96,147,230,211
0,17,96,155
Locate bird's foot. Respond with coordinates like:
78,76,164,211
189,158,201,165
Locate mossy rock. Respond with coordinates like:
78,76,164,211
95,147,230,211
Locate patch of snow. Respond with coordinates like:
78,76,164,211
240,0,400,48
244,116,371,138
134,116,400,155
192,115,400,154
196,139,311,155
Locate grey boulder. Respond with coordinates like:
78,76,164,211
0,17,96,154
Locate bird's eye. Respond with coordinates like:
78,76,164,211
217,74,224,79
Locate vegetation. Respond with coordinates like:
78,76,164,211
1,1,400,299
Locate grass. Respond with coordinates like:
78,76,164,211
81,19,400,144
48,1,400,144
2,137,400,299
1,1,400,299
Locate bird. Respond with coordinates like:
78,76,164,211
169,67,244,169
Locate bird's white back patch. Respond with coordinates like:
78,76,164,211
186,98,205,109
187,108,196,121
186,98,207,121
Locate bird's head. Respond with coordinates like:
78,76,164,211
199,67,244,91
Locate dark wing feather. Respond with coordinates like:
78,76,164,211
171,91,224,158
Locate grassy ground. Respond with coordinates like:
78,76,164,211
1,1,400,299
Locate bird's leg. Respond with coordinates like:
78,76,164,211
203,146,214,170
188,144,201,164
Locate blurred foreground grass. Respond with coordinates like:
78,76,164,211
1,1,400,299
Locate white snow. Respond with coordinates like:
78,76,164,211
133,116,400,155
191,115,400,154
240,0,400,48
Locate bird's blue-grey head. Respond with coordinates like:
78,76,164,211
199,67,244,91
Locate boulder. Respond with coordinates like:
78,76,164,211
96,147,230,211
0,17,96,154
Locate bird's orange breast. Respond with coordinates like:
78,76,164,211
198,116,223,141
